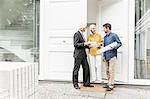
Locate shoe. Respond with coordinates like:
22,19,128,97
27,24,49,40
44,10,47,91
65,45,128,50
74,84,80,89
83,84,94,87
108,84,115,88
103,84,108,88
106,87,113,91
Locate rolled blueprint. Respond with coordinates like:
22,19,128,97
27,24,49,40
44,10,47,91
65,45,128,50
97,42,117,54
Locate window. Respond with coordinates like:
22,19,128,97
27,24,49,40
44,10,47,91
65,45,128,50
135,0,150,79
0,0,39,62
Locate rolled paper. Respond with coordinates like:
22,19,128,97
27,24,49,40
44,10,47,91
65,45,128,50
97,42,117,54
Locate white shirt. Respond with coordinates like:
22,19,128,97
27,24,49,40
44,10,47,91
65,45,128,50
79,30,85,41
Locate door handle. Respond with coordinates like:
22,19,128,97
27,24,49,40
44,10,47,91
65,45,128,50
62,40,66,43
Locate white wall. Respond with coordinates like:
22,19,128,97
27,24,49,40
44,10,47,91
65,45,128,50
87,0,98,24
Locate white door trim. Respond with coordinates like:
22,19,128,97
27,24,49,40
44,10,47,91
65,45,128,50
39,0,46,80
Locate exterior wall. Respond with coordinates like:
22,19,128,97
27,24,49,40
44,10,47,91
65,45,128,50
39,0,150,85
87,0,98,23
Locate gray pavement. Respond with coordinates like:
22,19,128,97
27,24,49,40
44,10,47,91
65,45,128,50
37,81,150,99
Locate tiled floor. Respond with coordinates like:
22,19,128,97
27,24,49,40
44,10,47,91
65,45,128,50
36,81,150,99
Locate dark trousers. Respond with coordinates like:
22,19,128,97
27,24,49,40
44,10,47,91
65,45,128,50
72,57,90,85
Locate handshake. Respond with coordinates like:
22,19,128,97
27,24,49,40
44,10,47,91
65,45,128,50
84,42,102,48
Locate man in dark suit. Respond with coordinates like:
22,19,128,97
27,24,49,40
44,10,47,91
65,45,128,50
73,25,94,89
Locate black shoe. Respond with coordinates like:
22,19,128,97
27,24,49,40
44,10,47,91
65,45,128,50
74,84,80,89
83,84,94,87
103,84,108,88
106,87,113,91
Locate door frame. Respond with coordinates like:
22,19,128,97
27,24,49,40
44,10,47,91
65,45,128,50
39,0,46,80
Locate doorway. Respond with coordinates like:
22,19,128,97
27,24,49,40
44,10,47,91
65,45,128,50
40,0,129,83
87,0,129,83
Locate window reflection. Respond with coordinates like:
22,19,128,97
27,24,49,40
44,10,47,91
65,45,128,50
0,0,39,62
135,0,150,79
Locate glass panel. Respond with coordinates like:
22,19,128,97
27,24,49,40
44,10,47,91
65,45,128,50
0,0,39,62
134,0,150,79
145,0,150,12
135,0,144,23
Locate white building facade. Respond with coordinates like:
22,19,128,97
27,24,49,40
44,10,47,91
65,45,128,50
40,0,150,85
0,0,150,85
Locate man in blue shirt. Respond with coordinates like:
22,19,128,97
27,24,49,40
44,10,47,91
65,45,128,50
102,23,122,91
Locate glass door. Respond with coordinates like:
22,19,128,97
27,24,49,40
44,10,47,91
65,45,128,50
129,0,150,85
134,0,150,80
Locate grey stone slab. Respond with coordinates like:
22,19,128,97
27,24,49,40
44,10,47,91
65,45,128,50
105,87,150,99
37,81,106,99
80,91,105,99
36,81,150,99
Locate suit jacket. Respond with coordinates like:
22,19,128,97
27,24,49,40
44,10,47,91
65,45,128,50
73,31,88,58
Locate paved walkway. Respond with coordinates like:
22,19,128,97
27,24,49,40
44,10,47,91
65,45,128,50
36,81,150,99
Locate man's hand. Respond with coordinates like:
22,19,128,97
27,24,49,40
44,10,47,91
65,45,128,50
102,59,106,62
84,42,91,46
88,44,93,48
108,46,113,50
97,43,102,47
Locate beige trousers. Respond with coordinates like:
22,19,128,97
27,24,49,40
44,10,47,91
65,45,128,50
105,57,117,87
